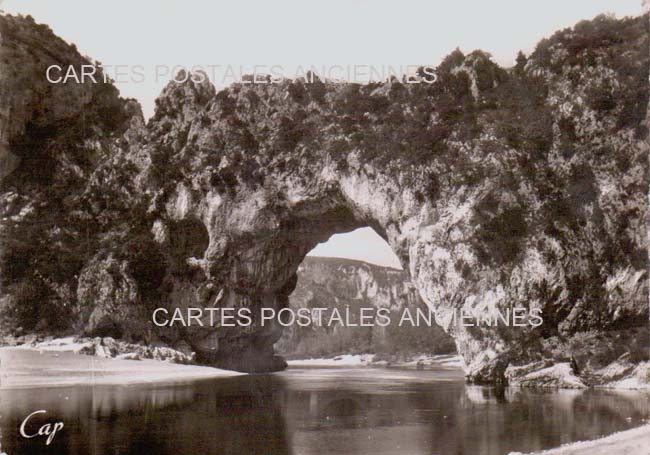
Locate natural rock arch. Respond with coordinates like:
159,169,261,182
138,31,647,380
156,177,399,373
0,13,647,384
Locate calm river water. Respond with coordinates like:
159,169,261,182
1,365,649,455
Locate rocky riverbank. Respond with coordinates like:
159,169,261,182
286,353,463,369
1,335,195,364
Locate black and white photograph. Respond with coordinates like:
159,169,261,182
0,1,649,454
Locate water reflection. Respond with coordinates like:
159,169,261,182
0,375,291,455
1,368,649,455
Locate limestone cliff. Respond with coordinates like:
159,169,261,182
0,13,140,334
275,256,455,357
0,12,648,384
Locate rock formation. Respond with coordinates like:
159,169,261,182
275,256,455,357
0,12,648,383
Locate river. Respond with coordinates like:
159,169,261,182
1,365,649,454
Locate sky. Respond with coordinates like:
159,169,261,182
308,227,402,269
2,0,643,268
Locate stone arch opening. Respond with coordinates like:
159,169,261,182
186,195,401,372
273,227,456,362
176,186,458,373
154,176,469,377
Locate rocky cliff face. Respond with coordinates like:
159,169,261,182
0,13,648,383
0,14,140,335
275,256,455,357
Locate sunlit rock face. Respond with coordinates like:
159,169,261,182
0,13,648,381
